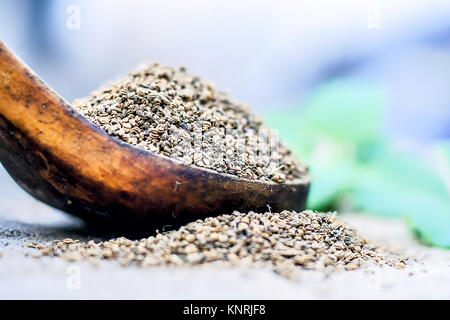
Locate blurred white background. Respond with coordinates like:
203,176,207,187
1,0,450,139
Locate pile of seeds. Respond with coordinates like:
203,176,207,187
26,210,406,280
73,63,306,183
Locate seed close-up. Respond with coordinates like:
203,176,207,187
73,63,307,183
26,210,406,280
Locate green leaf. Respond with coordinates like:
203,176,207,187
351,146,449,216
264,80,450,248
265,80,386,210
406,195,450,248
298,80,385,145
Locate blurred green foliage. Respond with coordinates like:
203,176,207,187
266,80,450,248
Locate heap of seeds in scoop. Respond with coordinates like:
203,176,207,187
26,210,406,280
73,63,306,182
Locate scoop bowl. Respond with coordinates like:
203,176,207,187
0,41,310,230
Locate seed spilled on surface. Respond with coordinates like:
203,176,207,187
27,210,406,280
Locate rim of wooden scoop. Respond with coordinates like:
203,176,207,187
0,41,310,230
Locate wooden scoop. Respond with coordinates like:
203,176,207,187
0,41,310,230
